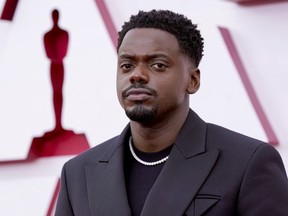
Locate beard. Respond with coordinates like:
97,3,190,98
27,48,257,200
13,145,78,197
125,103,158,123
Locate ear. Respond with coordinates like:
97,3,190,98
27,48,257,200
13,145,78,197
186,68,200,94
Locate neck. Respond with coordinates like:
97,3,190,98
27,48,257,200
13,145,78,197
130,107,189,153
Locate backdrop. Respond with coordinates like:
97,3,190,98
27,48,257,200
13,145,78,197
0,0,287,215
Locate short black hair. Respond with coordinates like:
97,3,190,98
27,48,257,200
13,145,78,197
117,9,204,67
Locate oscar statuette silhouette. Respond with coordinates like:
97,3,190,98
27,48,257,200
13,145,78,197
29,9,90,158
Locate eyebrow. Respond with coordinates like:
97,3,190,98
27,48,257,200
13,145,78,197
118,52,171,60
118,53,135,59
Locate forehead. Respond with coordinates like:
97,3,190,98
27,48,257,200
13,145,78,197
118,28,180,56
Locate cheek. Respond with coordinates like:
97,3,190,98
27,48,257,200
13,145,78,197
160,79,188,106
116,72,126,89
162,77,186,95
116,77,124,103
156,81,182,103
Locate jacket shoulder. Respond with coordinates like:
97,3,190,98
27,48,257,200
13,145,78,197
65,135,121,168
206,123,270,153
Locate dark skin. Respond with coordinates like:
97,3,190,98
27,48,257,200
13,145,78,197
117,28,200,153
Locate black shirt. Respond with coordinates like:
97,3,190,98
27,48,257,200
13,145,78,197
124,141,173,216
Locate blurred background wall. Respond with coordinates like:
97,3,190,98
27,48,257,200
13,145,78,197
0,0,287,215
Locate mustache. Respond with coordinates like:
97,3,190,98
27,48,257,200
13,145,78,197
122,83,157,98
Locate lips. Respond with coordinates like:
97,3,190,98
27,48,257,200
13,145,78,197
125,88,153,101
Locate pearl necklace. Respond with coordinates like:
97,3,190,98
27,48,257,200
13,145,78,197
128,136,169,166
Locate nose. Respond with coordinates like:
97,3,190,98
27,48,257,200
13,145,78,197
129,65,149,84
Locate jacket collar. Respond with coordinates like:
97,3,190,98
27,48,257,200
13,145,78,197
141,109,219,215
85,124,131,215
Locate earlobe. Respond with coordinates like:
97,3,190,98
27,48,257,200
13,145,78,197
186,69,200,94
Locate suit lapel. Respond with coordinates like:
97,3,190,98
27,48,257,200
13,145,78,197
141,148,219,216
141,110,220,216
85,127,132,216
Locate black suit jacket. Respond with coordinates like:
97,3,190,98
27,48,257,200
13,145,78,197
55,109,288,215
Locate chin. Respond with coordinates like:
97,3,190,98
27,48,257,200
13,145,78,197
125,104,157,123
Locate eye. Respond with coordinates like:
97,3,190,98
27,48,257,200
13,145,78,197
151,63,167,71
120,63,134,72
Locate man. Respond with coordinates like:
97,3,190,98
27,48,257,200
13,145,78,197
55,10,288,216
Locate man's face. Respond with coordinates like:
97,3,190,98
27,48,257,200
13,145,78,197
117,28,199,123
